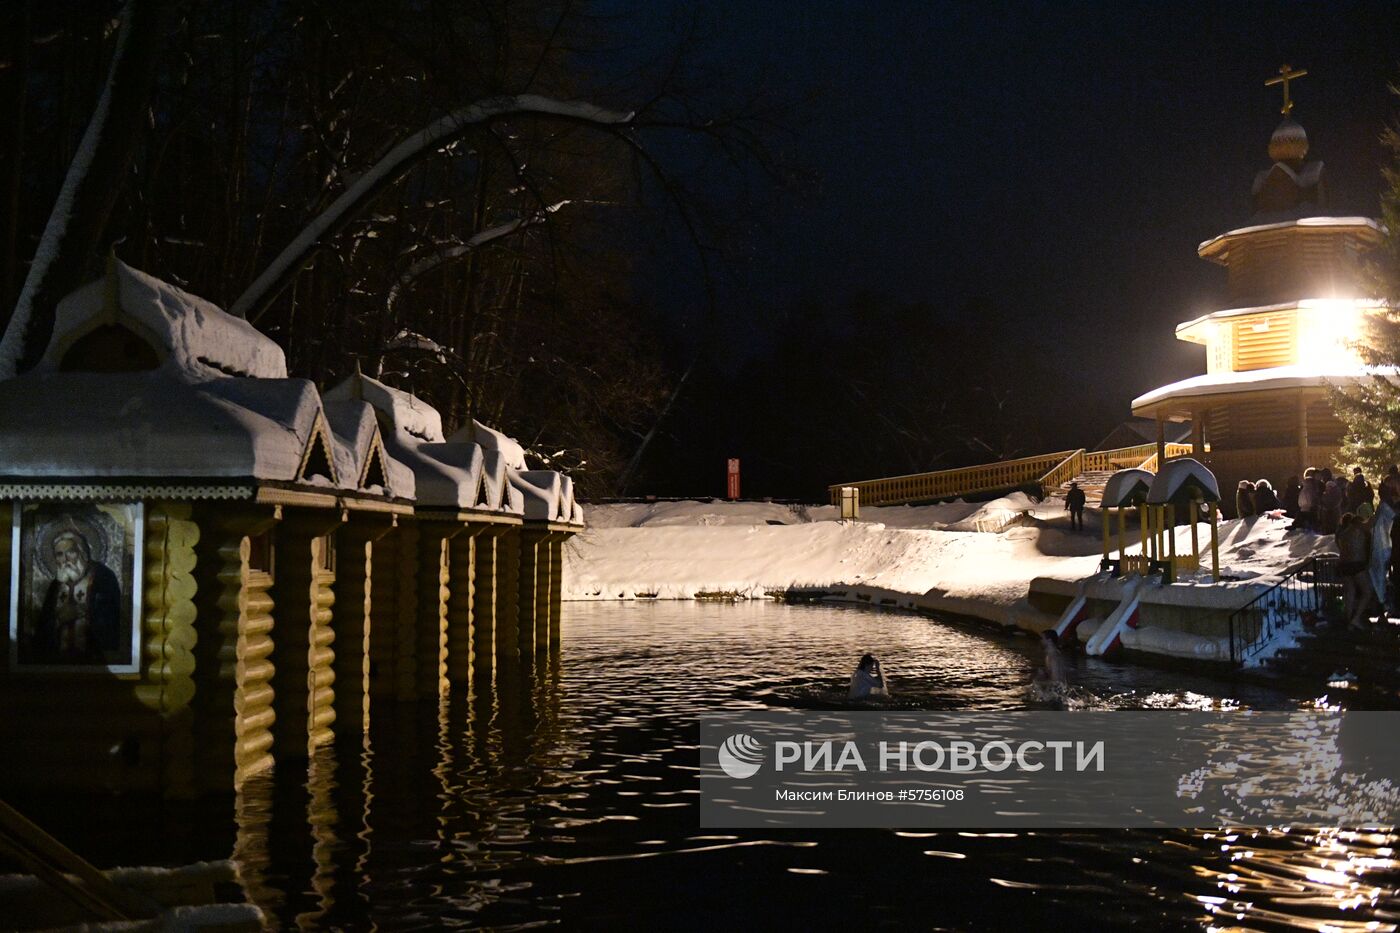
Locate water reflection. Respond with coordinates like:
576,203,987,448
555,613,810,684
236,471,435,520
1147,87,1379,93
28,601,1400,930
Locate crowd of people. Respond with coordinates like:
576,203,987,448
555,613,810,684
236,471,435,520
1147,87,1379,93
1235,465,1395,533
1237,464,1400,632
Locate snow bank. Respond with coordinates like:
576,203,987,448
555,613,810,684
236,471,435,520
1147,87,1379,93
565,500,1332,631
567,498,1101,616
590,493,1044,531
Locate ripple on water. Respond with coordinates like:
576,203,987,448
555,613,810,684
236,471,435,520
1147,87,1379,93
14,599,1398,931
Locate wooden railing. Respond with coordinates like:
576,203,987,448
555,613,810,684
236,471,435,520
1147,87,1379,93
828,443,1200,507
1137,443,1195,474
828,450,1078,507
1038,450,1085,494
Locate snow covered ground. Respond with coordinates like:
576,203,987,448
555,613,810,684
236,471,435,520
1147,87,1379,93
564,496,1334,632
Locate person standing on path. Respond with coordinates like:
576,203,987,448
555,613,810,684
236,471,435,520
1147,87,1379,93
1066,482,1087,532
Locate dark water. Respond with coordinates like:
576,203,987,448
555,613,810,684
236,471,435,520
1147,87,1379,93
17,601,1400,931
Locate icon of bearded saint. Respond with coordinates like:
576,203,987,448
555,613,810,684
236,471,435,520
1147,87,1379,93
31,526,123,663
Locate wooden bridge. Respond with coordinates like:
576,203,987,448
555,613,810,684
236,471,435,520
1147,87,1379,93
828,443,1196,508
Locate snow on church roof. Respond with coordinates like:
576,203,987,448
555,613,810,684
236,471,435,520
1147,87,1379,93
39,260,287,381
1132,364,1397,413
1197,216,1381,261
1173,297,1383,339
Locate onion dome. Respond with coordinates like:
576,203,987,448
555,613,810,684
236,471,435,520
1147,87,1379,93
1268,118,1309,164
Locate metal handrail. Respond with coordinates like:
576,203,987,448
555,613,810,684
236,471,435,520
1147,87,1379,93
1227,554,1341,665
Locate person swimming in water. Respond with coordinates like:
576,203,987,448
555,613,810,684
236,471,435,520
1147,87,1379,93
1037,630,1065,686
848,653,889,700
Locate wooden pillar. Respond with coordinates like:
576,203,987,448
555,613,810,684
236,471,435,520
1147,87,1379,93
1210,504,1221,582
139,503,200,797
234,551,276,789
1166,504,1177,581
534,532,553,653
392,522,419,702
271,512,342,759
472,526,498,699
1190,499,1200,563
307,534,337,750
445,530,476,688
1297,392,1310,479
1138,504,1149,564
497,526,521,669
333,519,394,737
366,528,400,703
1155,412,1167,469
415,523,458,701
548,534,564,648
193,509,276,793
1116,507,1126,565
519,530,543,661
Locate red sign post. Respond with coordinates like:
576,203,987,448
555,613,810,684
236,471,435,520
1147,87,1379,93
726,458,740,500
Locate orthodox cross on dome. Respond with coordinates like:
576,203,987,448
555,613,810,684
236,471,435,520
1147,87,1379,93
1265,64,1308,116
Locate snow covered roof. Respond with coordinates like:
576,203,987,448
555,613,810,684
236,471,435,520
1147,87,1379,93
324,371,444,443
450,420,527,471
325,372,524,514
1131,364,1399,413
1101,469,1155,509
0,266,575,519
1146,458,1220,505
0,266,413,499
39,260,287,381
0,372,332,484
510,470,578,523
1197,216,1381,262
323,398,415,498
1174,297,1383,339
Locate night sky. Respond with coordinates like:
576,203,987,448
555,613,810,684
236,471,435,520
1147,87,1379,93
637,1,1400,461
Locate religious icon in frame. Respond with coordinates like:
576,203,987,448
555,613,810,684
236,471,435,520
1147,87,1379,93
9,502,144,673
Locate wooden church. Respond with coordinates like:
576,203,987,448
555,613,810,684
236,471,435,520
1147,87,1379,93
1131,66,1386,499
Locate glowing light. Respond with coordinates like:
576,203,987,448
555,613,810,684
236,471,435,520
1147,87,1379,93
1297,298,1376,371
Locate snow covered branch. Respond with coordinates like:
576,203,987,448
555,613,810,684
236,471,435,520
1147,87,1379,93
383,201,569,318
232,96,632,321
0,0,167,377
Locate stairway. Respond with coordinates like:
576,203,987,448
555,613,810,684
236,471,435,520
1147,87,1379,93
1051,469,1116,507
1263,621,1400,698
